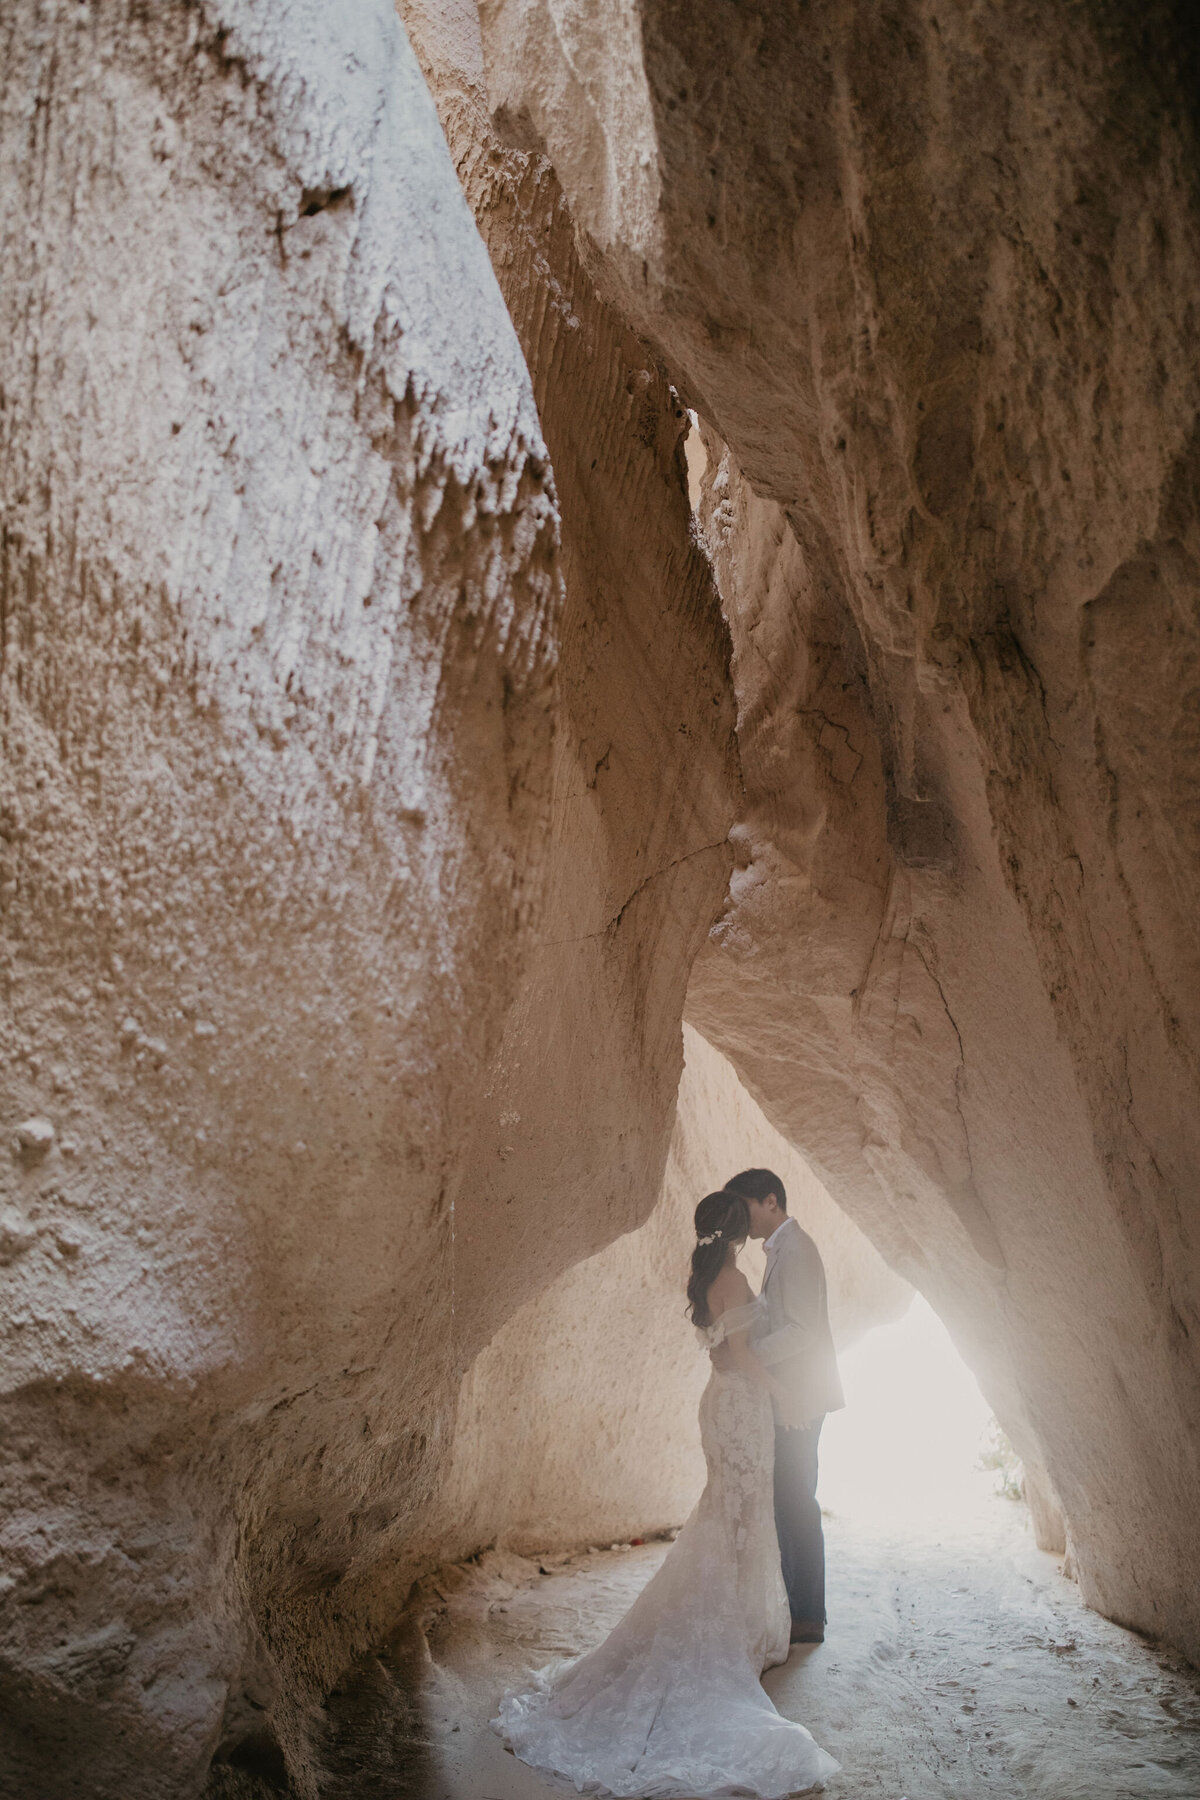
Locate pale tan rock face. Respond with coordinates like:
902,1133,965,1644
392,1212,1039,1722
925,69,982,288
477,0,1200,1663
0,3,553,1788
0,3,736,1796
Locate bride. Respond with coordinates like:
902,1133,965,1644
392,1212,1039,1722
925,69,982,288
492,1188,839,1797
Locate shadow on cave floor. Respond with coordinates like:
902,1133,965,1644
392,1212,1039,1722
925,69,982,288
203,1616,440,1800
317,1617,443,1800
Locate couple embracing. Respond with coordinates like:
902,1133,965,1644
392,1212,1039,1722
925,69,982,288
494,1168,844,1797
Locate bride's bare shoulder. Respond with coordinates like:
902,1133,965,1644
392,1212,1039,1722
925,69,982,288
707,1265,755,1318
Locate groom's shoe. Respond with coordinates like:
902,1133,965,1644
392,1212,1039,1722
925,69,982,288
790,1619,825,1644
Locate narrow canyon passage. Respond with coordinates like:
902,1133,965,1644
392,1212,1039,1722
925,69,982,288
322,1307,1200,1800
4,3,1200,1794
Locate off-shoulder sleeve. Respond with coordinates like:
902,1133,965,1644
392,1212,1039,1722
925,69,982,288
709,1297,762,1343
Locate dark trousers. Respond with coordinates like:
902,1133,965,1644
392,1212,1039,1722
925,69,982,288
774,1417,825,1624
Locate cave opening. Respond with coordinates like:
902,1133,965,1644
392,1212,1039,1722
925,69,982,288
818,1291,1004,1535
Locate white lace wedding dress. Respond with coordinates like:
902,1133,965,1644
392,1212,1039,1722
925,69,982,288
492,1296,839,1797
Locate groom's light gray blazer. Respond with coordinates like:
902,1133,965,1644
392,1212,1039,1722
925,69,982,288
756,1216,845,1432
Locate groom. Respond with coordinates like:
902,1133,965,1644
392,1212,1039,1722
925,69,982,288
725,1167,844,1645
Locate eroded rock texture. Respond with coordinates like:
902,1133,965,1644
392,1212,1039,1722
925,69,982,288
401,0,739,1343
0,2,735,1794
4,0,1200,1791
477,0,1200,1662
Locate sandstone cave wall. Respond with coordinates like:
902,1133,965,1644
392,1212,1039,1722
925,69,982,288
0,4,739,1795
475,0,1200,1661
399,0,741,1349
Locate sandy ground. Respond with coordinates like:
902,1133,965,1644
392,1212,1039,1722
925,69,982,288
324,1478,1200,1800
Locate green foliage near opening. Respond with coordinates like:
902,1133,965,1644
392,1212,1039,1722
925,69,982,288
977,1417,1024,1502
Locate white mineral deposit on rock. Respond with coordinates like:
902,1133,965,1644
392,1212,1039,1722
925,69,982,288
13,1117,55,1156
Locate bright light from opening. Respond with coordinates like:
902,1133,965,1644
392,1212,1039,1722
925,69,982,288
819,1295,1002,1531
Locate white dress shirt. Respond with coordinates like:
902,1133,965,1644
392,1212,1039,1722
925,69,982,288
764,1216,794,1260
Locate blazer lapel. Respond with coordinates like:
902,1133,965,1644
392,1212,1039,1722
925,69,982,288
763,1218,793,1287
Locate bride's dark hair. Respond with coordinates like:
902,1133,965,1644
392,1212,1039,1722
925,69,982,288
686,1189,750,1328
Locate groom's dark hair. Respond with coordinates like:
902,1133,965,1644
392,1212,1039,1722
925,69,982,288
725,1167,788,1212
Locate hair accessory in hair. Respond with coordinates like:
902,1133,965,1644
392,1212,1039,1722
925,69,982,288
697,1229,723,1246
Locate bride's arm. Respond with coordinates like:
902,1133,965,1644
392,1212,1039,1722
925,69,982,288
706,1271,754,1372
709,1279,788,1403
723,1326,788,1405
